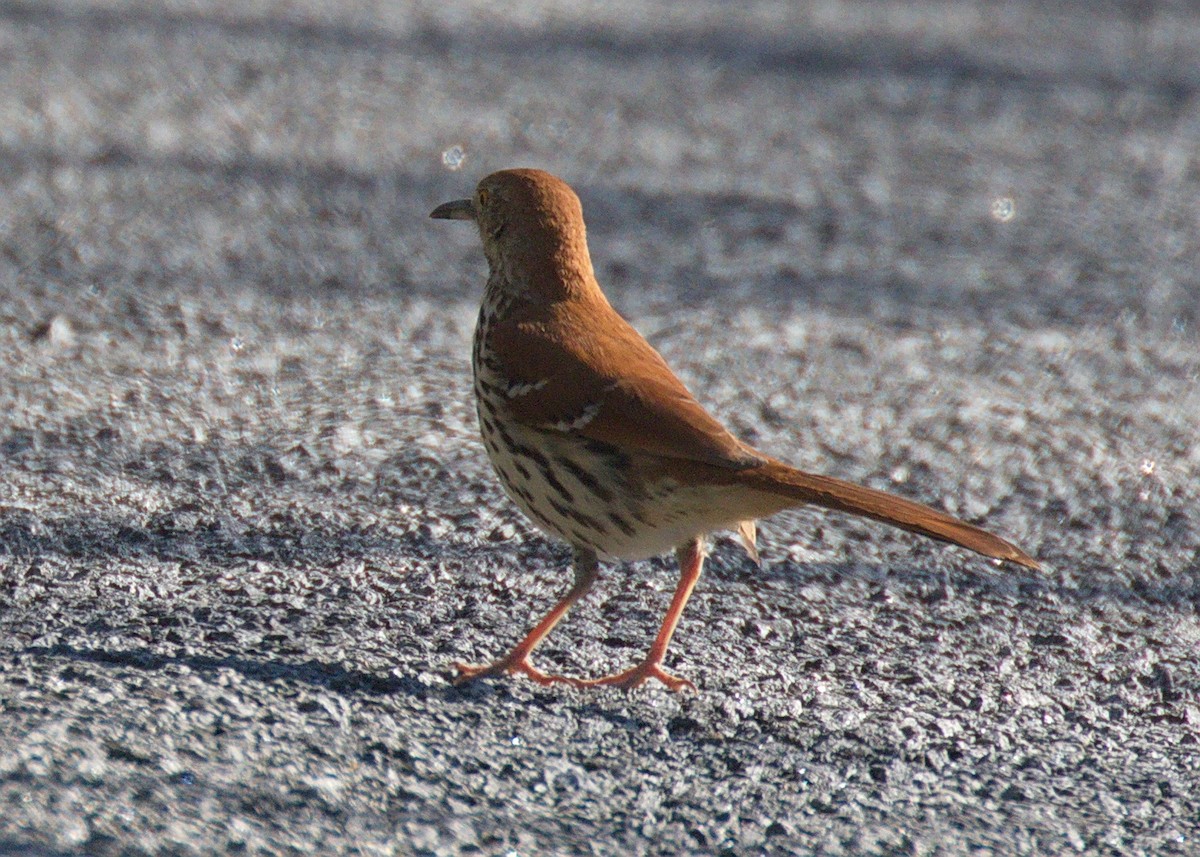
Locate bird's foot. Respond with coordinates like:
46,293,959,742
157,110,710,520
452,655,583,688
575,660,696,692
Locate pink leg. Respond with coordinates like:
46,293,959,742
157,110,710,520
454,548,599,686
577,537,705,692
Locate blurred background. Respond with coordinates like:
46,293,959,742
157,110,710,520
1,2,1198,854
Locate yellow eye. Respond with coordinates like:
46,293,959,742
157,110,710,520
477,188,490,208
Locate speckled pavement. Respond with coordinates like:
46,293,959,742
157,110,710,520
1,3,1198,855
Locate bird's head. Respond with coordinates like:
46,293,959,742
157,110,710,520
431,168,596,302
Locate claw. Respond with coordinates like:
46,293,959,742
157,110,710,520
574,660,696,692
452,657,584,688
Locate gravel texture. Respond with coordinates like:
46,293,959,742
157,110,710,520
1,2,1199,855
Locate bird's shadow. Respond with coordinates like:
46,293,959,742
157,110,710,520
0,836,83,857
19,640,683,732
22,641,427,698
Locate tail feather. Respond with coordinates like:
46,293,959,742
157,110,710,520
749,461,1041,570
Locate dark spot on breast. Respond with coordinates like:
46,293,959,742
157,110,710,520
476,378,503,398
523,504,557,533
496,462,518,487
568,528,595,549
547,497,607,538
555,455,615,503
510,440,550,470
583,438,629,469
607,511,637,538
538,465,575,504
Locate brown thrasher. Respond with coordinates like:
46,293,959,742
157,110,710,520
431,168,1039,692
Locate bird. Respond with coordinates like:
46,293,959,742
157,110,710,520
430,168,1039,692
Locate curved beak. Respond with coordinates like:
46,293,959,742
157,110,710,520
429,198,475,221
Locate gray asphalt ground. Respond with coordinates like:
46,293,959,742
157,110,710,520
2,2,1199,855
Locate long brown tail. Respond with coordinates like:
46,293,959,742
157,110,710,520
748,460,1041,570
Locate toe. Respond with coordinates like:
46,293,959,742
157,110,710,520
578,662,696,692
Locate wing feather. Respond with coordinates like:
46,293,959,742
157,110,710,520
486,303,761,470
